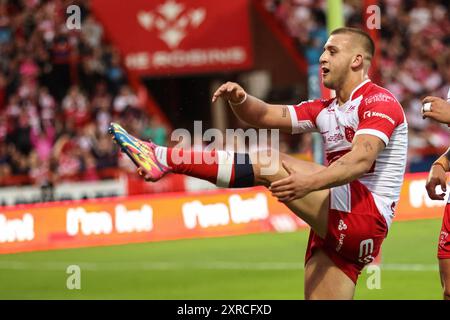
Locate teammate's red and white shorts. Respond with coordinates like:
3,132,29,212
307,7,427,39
305,180,388,284
438,203,450,259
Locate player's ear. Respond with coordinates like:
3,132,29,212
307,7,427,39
351,54,364,70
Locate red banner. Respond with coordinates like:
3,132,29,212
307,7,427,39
0,173,444,254
0,188,305,254
395,172,444,221
91,0,253,76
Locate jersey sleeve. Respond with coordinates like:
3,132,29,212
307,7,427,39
286,99,327,134
355,94,405,145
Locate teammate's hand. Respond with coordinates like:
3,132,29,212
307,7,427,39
269,161,315,202
211,82,247,104
426,164,447,201
422,96,450,124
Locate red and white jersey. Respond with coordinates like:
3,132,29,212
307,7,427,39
287,79,408,228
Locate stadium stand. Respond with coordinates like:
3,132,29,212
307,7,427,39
0,0,167,187
0,0,448,189
264,0,450,172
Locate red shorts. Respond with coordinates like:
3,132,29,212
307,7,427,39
438,203,450,259
305,180,388,284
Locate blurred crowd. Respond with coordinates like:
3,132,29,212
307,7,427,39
0,0,449,188
265,0,450,171
0,0,167,186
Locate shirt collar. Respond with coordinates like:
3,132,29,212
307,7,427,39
333,79,371,113
349,79,371,101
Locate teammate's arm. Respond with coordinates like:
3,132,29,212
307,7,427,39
270,134,385,202
212,82,292,132
426,147,449,201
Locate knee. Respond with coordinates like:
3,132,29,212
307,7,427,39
248,148,283,184
248,148,281,167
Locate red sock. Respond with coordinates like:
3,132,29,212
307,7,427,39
163,148,254,188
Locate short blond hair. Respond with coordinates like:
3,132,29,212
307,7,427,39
330,27,375,60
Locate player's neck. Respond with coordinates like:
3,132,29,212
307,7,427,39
336,75,369,106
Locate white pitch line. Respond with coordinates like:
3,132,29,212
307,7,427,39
381,263,439,271
0,261,439,272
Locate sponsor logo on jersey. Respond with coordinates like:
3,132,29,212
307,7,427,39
336,219,347,252
364,93,396,105
336,233,346,252
323,132,344,144
363,110,395,125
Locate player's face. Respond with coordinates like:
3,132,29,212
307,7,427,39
319,34,354,89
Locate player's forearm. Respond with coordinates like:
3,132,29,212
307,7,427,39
434,147,450,172
229,95,273,128
309,152,373,190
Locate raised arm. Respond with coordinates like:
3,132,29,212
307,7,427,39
212,82,292,133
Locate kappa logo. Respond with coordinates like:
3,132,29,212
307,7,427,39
338,219,347,231
347,96,363,112
137,0,206,49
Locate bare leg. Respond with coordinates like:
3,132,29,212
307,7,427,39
250,150,358,299
250,150,330,238
304,250,355,300
439,259,450,300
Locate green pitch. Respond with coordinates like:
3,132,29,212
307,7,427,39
0,218,444,299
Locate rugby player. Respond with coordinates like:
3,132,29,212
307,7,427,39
109,27,408,299
423,90,450,300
